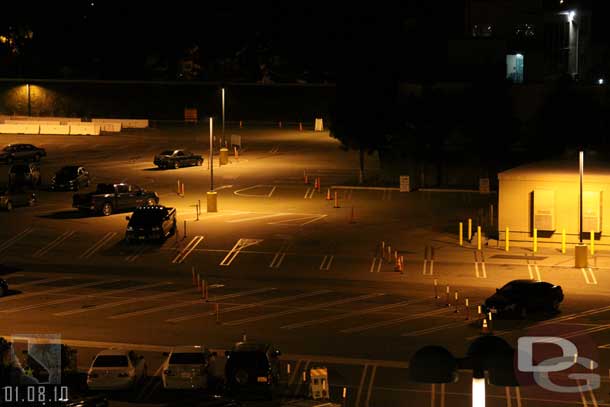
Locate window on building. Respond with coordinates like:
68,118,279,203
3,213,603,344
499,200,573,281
583,191,602,234
515,23,536,38
533,190,555,231
506,54,524,83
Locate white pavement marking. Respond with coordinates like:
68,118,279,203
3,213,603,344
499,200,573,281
505,387,512,407
269,145,279,154
2,281,168,313
223,293,385,326
227,213,286,223
125,244,148,263
233,185,277,198
267,214,327,226
281,299,423,330
213,185,233,191
341,307,452,334
0,279,116,304
219,238,263,266
79,232,117,259
109,287,276,320
319,255,334,271
53,285,193,317
355,364,370,407
304,188,315,199
171,236,204,264
369,257,382,273
269,242,289,269
402,319,474,337
33,231,75,258
10,276,74,288
581,268,598,285
166,289,329,323
527,264,542,281
0,227,34,253
365,365,377,407
474,251,487,279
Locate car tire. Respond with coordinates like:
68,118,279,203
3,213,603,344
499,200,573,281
174,162,180,169
101,202,113,216
6,201,12,211
196,159,203,166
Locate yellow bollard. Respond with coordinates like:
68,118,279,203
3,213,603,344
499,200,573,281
459,222,463,246
562,228,566,254
477,226,482,251
468,218,472,241
591,231,595,255
505,227,510,252
533,228,538,253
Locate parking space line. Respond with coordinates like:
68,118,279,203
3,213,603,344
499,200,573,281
269,242,289,269
365,365,377,407
268,214,327,226
423,246,434,275
341,307,452,334
369,257,382,273
109,287,277,320
581,268,598,285
3,281,168,313
527,264,542,281
0,279,117,304
53,286,194,317
304,188,315,199
33,231,75,258
474,250,487,278
402,319,474,337
79,232,117,259
282,299,423,330
171,235,204,264
381,189,392,201
319,255,334,271
166,289,330,323
223,293,385,326
10,276,74,288
234,185,277,197
126,244,148,263
355,364,370,407
0,227,34,253
269,145,279,154
220,238,263,266
227,213,287,223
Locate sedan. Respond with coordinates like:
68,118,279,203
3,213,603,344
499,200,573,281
154,149,203,169
483,279,564,318
87,349,147,391
0,279,7,297
0,187,37,211
162,346,209,390
51,166,91,191
0,144,46,163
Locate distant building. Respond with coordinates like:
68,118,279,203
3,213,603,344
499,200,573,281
498,157,608,247
449,0,592,82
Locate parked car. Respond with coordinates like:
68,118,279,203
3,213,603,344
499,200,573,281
154,149,203,169
125,205,176,243
73,183,159,216
51,166,90,191
224,342,281,399
162,346,209,390
87,349,147,391
8,162,41,187
0,144,46,163
0,278,7,297
0,186,37,211
483,279,564,318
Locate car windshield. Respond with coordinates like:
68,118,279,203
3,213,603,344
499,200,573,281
130,209,167,225
93,355,128,367
229,352,270,370
57,167,78,177
160,150,174,156
169,352,205,365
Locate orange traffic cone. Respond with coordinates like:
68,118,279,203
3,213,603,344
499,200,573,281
326,188,331,200
315,177,320,191
481,318,491,334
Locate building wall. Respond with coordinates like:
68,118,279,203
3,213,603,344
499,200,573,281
499,175,609,245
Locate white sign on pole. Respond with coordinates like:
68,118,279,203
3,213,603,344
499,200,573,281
400,176,410,192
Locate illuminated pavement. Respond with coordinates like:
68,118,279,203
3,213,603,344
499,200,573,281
2,125,610,406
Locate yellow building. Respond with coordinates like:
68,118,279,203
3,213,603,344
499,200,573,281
499,159,607,246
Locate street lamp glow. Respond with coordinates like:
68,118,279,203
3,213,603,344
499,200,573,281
568,10,576,22
598,78,604,85
472,377,485,407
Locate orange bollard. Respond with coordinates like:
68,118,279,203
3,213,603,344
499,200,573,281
234,146,239,161
181,182,185,196
278,121,282,128
299,122,303,131
326,188,331,200
177,180,181,195
215,303,220,323
349,206,355,223
239,120,243,128
333,191,339,208
196,273,201,290
201,280,207,299
191,267,196,286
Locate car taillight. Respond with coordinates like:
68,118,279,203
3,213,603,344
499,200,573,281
118,372,129,378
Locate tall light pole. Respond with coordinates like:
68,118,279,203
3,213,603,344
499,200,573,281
575,150,587,267
26,84,31,117
221,87,225,147
579,150,583,243
210,117,214,191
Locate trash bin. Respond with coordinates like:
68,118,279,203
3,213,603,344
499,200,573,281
219,148,229,166
207,191,218,213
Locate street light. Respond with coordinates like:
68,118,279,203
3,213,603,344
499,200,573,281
221,87,225,147
26,84,31,117
579,150,583,244
575,150,587,267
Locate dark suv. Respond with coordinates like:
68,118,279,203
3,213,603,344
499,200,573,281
224,342,281,400
483,279,564,318
125,205,177,243
51,166,90,191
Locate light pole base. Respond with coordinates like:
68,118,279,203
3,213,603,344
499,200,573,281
575,244,588,268
206,192,218,213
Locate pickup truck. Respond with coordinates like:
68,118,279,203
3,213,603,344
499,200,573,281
125,205,177,243
73,183,159,216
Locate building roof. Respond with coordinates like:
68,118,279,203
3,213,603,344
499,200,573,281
498,159,610,182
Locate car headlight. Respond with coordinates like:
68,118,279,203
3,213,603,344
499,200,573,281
151,226,160,231
127,226,134,231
